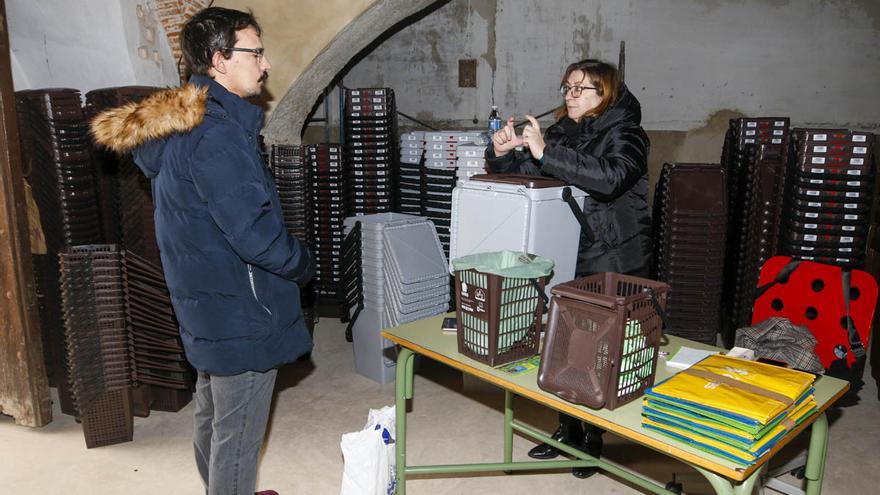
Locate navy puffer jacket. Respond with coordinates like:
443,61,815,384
91,75,315,375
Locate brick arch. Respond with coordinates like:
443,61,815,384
154,0,211,81
263,0,441,145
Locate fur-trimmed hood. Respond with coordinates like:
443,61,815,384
90,84,208,153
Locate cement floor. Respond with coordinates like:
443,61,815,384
2,318,878,494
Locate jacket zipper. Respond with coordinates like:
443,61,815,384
247,264,272,315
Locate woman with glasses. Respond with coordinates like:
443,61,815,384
486,59,652,479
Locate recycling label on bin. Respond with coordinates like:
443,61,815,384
459,281,488,320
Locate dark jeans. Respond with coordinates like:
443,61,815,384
194,369,278,495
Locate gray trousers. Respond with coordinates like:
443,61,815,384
194,369,278,495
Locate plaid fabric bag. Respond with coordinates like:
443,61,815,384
736,317,824,373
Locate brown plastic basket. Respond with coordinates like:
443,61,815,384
80,387,133,448
454,268,546,367
537,273,669,410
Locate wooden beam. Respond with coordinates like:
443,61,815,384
0,0,52,427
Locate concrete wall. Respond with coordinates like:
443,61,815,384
340,0,880,134
214,0,377,115
8,0,179,93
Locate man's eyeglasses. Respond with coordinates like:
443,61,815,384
225,47,264,62
559,85,597,98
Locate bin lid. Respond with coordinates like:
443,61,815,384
469,174,566,188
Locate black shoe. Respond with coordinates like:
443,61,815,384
572,465,599,479
572,435,603,479
528,421,584,460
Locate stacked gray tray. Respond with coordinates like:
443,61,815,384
342,213,450,383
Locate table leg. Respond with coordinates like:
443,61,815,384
804,413,829,495
693,464,763,495
504,391,514,465
395,348,415,495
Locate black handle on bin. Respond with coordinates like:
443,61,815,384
644,287,669,344
561,187,595,244
529,278,549,312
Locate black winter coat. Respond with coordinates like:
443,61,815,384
486,84,652,276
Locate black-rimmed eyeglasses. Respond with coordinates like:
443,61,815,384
559,85,597,98
224,47,265,61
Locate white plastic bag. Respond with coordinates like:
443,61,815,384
340,405,397,495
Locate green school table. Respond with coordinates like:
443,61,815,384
382,314,849,495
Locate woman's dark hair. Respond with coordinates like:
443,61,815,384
181,7,261,77
555,59,620,121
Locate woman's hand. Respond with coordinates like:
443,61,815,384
522,115,546,160
492,117,523,157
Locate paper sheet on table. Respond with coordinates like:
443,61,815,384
665,347,719,369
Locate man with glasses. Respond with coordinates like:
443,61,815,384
91,7,314,495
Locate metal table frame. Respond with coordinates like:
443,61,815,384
383,315,849,495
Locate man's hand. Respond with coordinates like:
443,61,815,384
492,117,524,157
522,115,545,160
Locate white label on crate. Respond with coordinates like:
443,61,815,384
775,120,786,126
836,258,850,262
352,105,361,110
845,214,858,220
811,168,825,173
354,149,363,154
810,179,823,184
851,158,865,165
813,133,828,141
808,202,821,207
773,129,784,136
372,97,383,103
772,138,783,144
805,223,818,229
747,122,758,127
800,246,815,251
842,237,854,243
461,150,480,157
843,226,856,231
845,192,861,198
812,157,826,164
745,129,756,136
745,138,756,143
845,203,858,209
840,247,853,252
806,190,820,196
805,234,818,241
854,147,868,154
853,135,867,142
813,146,828,153
847,169,862,175
847,181,861,186
805,212,819,218
350,97,361,103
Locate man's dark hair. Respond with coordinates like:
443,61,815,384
181,7,262,77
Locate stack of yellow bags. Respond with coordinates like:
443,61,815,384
642,354,817,465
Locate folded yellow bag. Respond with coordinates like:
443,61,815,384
649,355,815,426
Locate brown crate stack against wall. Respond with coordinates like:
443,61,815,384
720,117,791,345
270,144,316,335
652,163,727,345
15,88,105,416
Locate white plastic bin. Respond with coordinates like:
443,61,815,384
449,174,588,297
